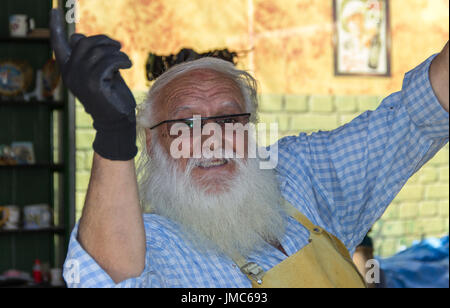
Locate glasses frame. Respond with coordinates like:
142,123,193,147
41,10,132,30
149,113,252,130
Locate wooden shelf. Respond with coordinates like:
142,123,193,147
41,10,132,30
0,36,50,43
0,0,74,275
0,100,64,109
0,163,64,172
0,226,65,236
0,281,66,288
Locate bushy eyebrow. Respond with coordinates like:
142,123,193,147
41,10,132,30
221,101,243,111
173,105,195,115
172,101,243,117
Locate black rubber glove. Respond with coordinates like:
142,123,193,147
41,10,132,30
50,9,137,161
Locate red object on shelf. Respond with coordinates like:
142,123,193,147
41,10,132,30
32,259,42,283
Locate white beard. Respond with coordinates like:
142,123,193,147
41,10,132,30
138,140,287,260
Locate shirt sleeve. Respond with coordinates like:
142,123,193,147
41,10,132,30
62,222,164,288
277,55,449,253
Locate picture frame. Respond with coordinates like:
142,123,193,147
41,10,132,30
333,0,391,76
11,141,35,165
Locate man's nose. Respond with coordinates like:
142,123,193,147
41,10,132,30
200,128,222,150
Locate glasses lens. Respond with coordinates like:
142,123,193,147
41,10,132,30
215,115,250,127
167,120,193,137
165,114,250,138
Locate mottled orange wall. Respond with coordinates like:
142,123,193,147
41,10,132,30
76,0,449,96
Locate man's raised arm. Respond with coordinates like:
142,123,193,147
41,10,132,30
430,41,449,113
51,9,145,283
276,41,449,254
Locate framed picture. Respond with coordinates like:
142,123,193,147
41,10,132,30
333,0,391,76
11,142,35,165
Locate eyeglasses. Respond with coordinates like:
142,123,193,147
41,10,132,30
150,113,251,137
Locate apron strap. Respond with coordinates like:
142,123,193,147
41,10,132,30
282,199,352,259
233,199,361,287
281,199,318,232
233,199,321,283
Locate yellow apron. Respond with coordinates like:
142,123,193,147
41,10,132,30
235,200,367,288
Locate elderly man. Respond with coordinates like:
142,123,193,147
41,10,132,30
51,10,449,288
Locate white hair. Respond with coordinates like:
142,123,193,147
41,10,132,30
133,58,286,258
136,57,260,211
136,57,259,129
140,137,286,259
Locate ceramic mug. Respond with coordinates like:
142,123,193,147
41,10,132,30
9,14,35,37
50,268,64,287
0,205,20,230
24,204,51,230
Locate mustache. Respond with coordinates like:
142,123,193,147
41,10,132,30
184,149,247,174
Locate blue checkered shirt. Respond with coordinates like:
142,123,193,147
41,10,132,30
64,55,449,288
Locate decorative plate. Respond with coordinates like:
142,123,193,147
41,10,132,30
0,60,33,97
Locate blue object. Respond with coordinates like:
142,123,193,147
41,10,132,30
377,236,449,288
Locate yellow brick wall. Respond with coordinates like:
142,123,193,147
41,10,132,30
75,0,449,257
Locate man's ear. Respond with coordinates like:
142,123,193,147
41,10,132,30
145,128,152,155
